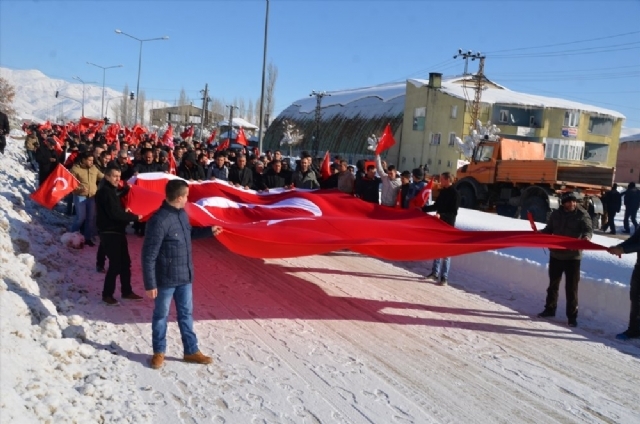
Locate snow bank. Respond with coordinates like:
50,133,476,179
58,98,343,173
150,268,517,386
0,138,152,423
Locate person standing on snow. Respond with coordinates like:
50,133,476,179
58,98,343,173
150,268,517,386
142,179,223,370
0,109,9,154
537,192,593,327
422,172,460,286
607,227,640,340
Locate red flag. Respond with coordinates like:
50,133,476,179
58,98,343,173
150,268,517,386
161,124,174,147
207,129,217,145
375,124,396,155
320,150,331,180
410,178,434,209
216,139,230,152
180,125,194,140
527,211,538,232
124,174,606,261
52,136,64,155
39,121,53,132
105,123,120,143
30,165,79,209
236,128,248,146
168,150,177,175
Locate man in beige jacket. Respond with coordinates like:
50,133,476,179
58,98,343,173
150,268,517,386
70,151,104,246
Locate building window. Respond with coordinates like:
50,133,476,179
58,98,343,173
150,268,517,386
564,111,579,128
529,116,538,127
413,107,426,131
588,116,613,136
450,105,458,119
438,159,442,165
427,158,432,165
447,160,452,168
499,110,509,123
448,133,456,146
430,133,441,145
630,168,634,174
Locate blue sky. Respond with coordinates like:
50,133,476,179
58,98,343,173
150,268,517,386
1,0,639,126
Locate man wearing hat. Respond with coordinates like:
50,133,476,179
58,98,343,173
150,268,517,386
538,192,593,327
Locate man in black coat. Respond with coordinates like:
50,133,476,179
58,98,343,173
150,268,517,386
622,182,640,234
262,159,291,191
354,164,381,204
177,152,205,181
228,154,253,189
538,192,593,327
602,183,622,234
0,110,10,154
422,172,460,285
35,138,62,185
95,166,143,305
608,227,640,340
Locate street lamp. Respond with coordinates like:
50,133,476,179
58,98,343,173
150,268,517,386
115,29,169,124
257,0,270,154
72,76,96,117
87,62,123,119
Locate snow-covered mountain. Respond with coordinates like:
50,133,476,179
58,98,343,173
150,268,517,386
0,67,168,123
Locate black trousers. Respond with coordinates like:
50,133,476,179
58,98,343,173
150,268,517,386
603,210,617,234
623,208,638,232
100,232,132,298
0,135,5,154
545,257,581,319
628,266,640,334
96,241,106,268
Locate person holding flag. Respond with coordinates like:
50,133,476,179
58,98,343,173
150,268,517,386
422,172,460,286
375,154,401,207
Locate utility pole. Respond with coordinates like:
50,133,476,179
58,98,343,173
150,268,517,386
200,83,210,142
257,0,270,155
226,105,239,142
454,50,486,129
470,55,486,128
309,90,330,159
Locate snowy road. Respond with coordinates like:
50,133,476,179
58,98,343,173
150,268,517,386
77,237,640,423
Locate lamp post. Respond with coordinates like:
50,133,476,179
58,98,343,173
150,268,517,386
72,76,96,117
115,29,169,124
87,62,123,119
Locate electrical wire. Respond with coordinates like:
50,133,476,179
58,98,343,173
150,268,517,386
484,30,640,54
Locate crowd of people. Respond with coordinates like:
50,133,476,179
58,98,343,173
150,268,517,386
11,121,640,368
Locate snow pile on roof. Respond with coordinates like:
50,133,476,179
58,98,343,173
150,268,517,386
217,117,259,130
620,127,640,143
292,82,406,114
0,67,169,122
409,76,625,119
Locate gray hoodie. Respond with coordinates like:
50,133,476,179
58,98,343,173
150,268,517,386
376,156,402,207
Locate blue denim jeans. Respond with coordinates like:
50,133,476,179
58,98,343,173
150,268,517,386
152,284,199,355
432,257,451,280
71,195,96,241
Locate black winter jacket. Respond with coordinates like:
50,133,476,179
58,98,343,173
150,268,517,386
177,163,205,181
539,205,593,260
355,176,381,203
422,186,460,226
263,168,291,189
615,227,640,267
229,166,253,188
142,201,213,290
95,182,138,234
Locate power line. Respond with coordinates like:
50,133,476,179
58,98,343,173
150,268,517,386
490,44,640,59
484,30,640,54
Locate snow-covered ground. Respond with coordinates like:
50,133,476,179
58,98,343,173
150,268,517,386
1,136,639,423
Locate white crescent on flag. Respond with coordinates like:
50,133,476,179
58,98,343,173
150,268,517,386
52,177,69,192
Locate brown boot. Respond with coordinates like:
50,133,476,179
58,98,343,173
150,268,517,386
183,351,212,365
150,353,165,369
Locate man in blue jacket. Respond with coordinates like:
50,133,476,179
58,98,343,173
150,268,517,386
142,179,223,369
608,228,640,340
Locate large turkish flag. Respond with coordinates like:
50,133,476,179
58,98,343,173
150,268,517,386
124,173,605,260
30,165,79,209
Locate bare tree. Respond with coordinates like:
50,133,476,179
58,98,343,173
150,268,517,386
238,97,246,120
119,84,131,126
178,88,189,124
0,77,16,119
265,61,278,124
137,90,146,126
247,99,254,124
255,96,261,123
210,97,225,123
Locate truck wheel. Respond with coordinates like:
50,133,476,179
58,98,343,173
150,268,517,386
458,184,476,209
521,196,549,223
